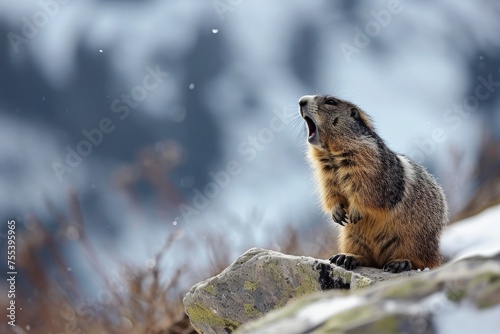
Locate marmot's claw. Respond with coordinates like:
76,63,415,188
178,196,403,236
383,259,412,273
329,253,361,270
344,256,356,270
349,210,362,224
329,254,345,265
332,205,347,226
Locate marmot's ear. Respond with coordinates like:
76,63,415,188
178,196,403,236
351,107,374,129
350,108,360,119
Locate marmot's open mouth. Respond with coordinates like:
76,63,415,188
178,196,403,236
304,116,318,143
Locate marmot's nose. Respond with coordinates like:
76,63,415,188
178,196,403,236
299,95,314,107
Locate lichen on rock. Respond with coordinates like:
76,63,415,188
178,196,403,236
183,248,419,334
236,252,500,334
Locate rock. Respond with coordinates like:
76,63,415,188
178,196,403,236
183,248,420,334
237,252,500,334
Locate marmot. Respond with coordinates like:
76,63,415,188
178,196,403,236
299,95,448,273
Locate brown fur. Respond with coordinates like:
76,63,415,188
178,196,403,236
299,95,448,272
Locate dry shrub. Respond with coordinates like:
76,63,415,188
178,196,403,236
1,192,331,334
0,142,337,334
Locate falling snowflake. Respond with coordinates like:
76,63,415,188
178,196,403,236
145,259,155,269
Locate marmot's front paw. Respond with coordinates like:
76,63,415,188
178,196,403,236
383,259,412,273
329,253,363,270
348,209,362,224
332,204,347,226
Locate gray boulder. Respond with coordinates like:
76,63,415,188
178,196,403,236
237,252,500,334
183,247,420,334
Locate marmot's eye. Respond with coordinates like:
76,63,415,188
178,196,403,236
325,99,337,106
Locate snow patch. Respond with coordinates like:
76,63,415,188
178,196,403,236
442,205,500,261
295,296,363,324
434,301,500,334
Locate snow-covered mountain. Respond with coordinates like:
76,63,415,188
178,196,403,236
1,0,499,276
